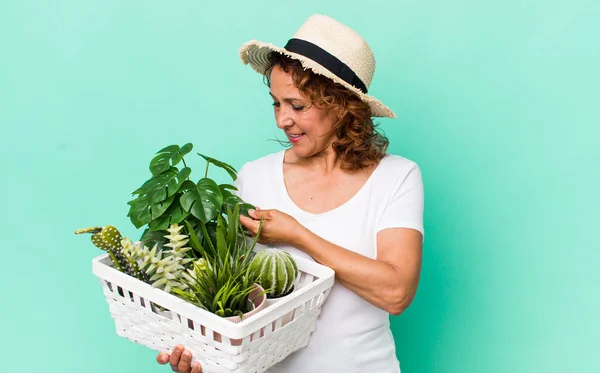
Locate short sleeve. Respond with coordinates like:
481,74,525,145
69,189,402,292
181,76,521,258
376,164,424,237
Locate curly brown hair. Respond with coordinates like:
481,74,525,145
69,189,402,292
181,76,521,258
263,52,389,171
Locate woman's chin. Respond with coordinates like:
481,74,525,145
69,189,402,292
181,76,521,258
289,145,312,159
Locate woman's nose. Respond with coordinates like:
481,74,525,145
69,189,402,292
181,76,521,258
275,106,294,129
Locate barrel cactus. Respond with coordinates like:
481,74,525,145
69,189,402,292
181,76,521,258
249,249,298,298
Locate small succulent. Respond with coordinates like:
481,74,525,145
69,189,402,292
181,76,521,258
163,224,193,263
181,258,207,284
139,243,188,293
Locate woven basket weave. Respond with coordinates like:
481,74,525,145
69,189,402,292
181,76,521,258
92,253,335,373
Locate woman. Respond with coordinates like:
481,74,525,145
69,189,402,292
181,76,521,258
157,14,424,373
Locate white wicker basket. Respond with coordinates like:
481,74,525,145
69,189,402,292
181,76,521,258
91,253,335,373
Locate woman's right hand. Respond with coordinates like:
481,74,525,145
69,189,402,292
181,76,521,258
156,344,203,373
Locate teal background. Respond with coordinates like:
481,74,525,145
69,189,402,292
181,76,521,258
1,1,598,372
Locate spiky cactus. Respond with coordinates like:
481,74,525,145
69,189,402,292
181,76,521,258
75,225,138,277
249,249,298,298
75,224,198,294
120,237,149,282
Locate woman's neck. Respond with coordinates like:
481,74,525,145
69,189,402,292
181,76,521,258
285,147,341,174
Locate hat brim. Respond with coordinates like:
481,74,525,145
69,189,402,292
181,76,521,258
239,40,396,118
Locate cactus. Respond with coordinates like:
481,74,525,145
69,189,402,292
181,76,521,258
75,225,146,280
75,225,127,273
120,237,148,282
74,227,103,235
75,224,194,294
249,248,298,298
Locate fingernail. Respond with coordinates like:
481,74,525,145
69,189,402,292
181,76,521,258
184,351,191,359
248,209,255,214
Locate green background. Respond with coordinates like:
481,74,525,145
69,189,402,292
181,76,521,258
1,1,598,372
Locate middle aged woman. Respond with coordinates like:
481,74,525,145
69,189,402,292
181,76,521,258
157,14,424,373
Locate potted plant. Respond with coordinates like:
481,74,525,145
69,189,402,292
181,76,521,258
249,248,299,326
75,143,267,322
171,202,268,320
74,143,337,372
250,248,299,300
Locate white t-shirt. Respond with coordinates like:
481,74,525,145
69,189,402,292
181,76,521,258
234,150,424,373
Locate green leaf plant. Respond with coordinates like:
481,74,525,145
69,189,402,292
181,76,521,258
172,203,266,317
77,143,267,319
126,143,254,252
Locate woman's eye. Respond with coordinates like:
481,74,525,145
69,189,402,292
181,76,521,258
271,102,304,111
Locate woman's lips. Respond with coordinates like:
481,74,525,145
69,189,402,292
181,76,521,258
287,133,305,143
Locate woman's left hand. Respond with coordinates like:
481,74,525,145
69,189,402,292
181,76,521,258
239,208,303,246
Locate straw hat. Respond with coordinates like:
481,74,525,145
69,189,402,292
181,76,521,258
239,14,396,118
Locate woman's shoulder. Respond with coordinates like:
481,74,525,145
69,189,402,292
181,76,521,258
379,153,422,177
368,153,424,195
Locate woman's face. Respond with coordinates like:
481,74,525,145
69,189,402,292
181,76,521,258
269,64,339,159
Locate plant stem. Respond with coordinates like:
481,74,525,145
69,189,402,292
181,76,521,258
182,158,188,169
108,250,124,272
205,161,209,178
125,253,142,280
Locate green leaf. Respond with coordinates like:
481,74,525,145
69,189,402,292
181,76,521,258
180,178,223,223
145,167,191,205
150,194,176,219
132,177,156,195
180,143,193,156
148,196,190,231
246,219,263,254
198,220,217,261
184,220,206,257
139,228,169,248
150,144,193,175
221,190,240,208
239,203,255,218
198,153,238,181
170,143,193,166
127,196,151,228
216,215,227,263
220,188,255,218
219,184,238,192
150,145,179,175
227,204,240,253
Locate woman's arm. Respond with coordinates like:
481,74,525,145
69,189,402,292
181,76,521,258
240,209,423,315
295,225,422,315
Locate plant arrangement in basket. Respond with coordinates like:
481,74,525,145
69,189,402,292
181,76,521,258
75,143,298,319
